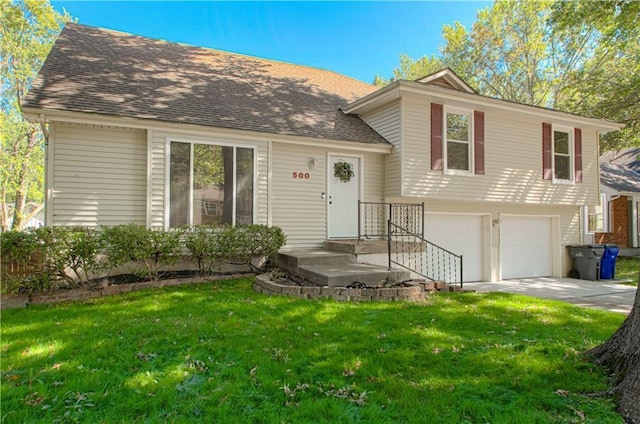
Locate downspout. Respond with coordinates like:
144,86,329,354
38,114,50,227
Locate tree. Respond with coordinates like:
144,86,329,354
586,276,640,424
439,0,598,109
373,54,444,87
377,0,638,150
0,0,70,230
551,0,640,150
553,3,640,421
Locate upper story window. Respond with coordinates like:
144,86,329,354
431,103,484,175
542,123,582,184
553,127,573,182
169,141,255,227
445,109,473,174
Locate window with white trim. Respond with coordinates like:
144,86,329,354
585,194,609,233
444,109,473,174
169,141,254,227
553,127,573,182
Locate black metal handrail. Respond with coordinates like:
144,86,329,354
358,201,424,240
387,221,463,287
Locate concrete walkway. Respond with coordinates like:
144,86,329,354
464,278,637,314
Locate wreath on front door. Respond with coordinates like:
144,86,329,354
334,160,354,183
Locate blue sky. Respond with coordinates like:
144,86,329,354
50,1,491,83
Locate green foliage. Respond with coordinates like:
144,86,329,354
373,54,444,86
550,0,640,150
53,226,105,284
1,229,46,294
1,226,103,294
440,0,595,108
183,225,225,274
2,224,287,292
183,224,287,273
0,0,71,230
100,224,184,282
379,0,639,150
0,280,626,422
615,257,639,285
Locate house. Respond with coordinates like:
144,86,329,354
583,148,640,251
22,23,623,282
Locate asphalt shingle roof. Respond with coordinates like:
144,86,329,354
600,162,640,194
24,23,388,145
601,148,640,174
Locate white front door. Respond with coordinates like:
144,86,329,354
328,155,360,238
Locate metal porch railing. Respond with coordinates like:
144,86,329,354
358,201,424,240
387,221,463,288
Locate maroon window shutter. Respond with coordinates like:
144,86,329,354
431,103,443,171
542,123,552,180
574,128,582,183
474,111,485,175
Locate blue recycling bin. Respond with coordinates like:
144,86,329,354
599,244,620,279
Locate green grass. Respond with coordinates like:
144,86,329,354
1,278,626,423
615,257,639,285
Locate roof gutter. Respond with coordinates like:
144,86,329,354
23,107,393,154
344,81,624,133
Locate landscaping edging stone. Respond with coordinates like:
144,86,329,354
254,273,427,302
1,273,254,310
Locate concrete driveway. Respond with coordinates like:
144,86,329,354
464,278,637,314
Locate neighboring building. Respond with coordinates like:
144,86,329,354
584,148,640,249
22,24,623,282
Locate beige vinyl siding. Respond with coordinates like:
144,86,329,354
271,143,385,248
360,100,401,198
272,143,327,249
362,152,384,203
149,130,269,228
402,96,430,198
149,130,166,228
52,122,147,226
400,94,600,206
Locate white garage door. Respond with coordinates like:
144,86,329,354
425,214,484,282
501,216,552,279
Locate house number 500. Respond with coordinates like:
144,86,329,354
292,172,310,179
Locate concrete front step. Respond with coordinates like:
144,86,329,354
323,239,388,254
298,263,411,288
276,249,354,275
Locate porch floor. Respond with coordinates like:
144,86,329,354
277,248,410,287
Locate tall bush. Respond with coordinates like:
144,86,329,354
101,224,184,281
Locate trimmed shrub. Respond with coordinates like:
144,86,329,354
35,226,105,285
1,224,286,293
100,224,184,281
183,224,286,273
1,230,47,294
1,227,106,294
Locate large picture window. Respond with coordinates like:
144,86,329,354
445,109,473,173
169,141,254,227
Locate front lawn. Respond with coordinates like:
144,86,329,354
1,278,626,423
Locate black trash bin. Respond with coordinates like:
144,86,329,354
567,245,605,281
599,244,620,279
